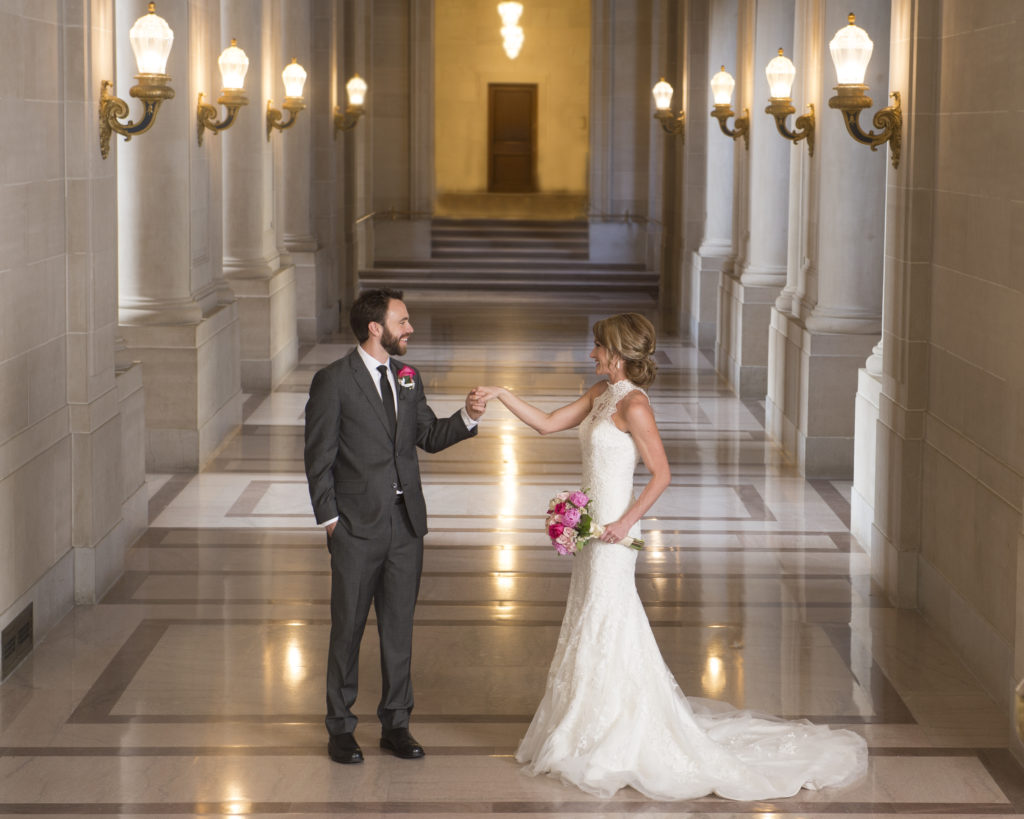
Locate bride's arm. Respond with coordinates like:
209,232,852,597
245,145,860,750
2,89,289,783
598,394,671,542
474,383,602,435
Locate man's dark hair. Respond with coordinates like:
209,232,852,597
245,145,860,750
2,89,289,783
350,288,404,343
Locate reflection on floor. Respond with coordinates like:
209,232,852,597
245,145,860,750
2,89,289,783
1,300,1022,817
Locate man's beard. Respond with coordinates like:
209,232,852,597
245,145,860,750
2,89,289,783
381,327,407,356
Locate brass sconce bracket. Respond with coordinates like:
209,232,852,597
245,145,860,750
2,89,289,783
828,86,902,169
711,105,749,149
196,89,248,146
266,98,307,140
765,99,815,156
333,104,365,139
98,75,175,159
654,109,685,139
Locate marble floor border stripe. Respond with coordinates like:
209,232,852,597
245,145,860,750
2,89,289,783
0,745,1000,758
67,620,170,724
809,479,852,528
65,619,910,727
114,569,860,581
0,801,1018,815
146,475,193,522
100,598,880,610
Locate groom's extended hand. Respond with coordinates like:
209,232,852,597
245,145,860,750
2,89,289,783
465,389,487,421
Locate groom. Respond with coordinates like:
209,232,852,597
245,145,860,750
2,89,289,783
304,288,485,764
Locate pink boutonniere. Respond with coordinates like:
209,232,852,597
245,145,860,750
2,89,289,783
396,365,416,390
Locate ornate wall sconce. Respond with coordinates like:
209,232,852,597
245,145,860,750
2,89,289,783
266,59,308,140
333,74,368,138
763,48,814,156
709,66,749,149
651,78,685,139
498,2,525,59
828,13,902,169
196,38,250,146
98,3,175,160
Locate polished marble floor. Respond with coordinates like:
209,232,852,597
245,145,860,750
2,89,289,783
2,299,1022,817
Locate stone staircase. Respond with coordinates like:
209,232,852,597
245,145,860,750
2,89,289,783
359,219,659,298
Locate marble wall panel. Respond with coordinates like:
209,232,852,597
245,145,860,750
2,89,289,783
7,437,72,613
27,338,67,426
0,356,29,445
25,177,65,262
21,13,60,102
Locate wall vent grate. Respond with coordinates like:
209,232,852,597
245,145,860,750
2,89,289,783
1,603,33,681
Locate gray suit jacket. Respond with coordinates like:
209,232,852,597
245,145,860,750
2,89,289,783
303,348,476,538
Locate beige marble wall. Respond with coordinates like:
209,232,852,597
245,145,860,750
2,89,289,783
434,0,590,195
864,0,1023,759
0,0,148,664
920,0,1022,740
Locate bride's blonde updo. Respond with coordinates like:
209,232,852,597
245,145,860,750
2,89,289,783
592,313,657,388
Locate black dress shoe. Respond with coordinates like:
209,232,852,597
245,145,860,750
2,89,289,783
327,732,363,764
379,726,425,759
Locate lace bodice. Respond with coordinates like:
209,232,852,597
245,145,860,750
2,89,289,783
579,379,645,539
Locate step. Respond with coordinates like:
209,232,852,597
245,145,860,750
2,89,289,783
376,259,647,271
357,275,659,295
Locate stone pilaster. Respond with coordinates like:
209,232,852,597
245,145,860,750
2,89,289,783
767,0,888,477
116,0,242,471
221,0,297,390
716,0,793,400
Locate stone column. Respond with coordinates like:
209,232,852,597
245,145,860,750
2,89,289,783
116,0,242,472
342,0,372,307
687,0,737,351
278,1,332,342
369,0,433,262
588,0,654,266
766,0,888,477
800,0,888,476
308,0,340,328
716,0,794,399
766,0,818,460
861,0,935,605
221,0,297,390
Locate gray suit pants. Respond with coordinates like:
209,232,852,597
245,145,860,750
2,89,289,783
326,498,422,736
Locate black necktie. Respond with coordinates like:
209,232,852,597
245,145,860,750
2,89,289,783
378,364,397,431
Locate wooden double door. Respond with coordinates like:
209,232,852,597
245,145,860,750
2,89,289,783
488,83,537,193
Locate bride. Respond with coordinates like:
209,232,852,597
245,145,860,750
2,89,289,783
475,312,867,801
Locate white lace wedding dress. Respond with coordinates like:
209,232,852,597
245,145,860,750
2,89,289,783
515,379,868,800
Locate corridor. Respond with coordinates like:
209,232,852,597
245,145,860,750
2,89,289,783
0,298,1020,816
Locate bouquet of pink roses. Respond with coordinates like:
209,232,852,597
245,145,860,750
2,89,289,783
545,489,644,555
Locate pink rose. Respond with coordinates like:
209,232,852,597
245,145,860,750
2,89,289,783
397,366,415,378
561,506,581,528
556,531,576,548
555,491,570,501
554,541,573,555
569,491,589,508
548,523,565,540
553,502,567,515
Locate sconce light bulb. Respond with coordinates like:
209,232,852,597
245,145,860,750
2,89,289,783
765,47,797,99
282,58,307,99
502,24,524,59
651,78,674,111
829,13,873,85
129,2,174,75
219,38,250,91
346,73,367,107
497,1,524,26
710,66,736,106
